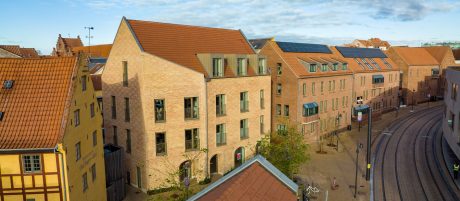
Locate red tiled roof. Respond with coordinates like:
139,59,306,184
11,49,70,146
391,47,439,66
0,45,22,56
196,162,297,201
126,19,254,77
72,44,112,58
0,57,77,149
62,37,83,49
19,48,39,58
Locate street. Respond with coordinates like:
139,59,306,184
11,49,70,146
373,105,460,201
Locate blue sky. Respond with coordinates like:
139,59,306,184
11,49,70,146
1,0,459,54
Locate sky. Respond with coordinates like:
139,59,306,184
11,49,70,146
1,0,459,54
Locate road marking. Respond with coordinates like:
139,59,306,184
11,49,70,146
383,132,392,136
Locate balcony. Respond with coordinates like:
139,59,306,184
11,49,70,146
156,143,166,156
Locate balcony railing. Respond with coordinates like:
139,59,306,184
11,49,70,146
240,128,249,139
216,132,226,146
156,143,166,156
216,104,226,116
240,101,249,112
185,139,200,151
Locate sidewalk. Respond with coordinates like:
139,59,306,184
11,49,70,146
298,101,443,201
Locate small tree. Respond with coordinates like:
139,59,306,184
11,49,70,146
258,119,310,178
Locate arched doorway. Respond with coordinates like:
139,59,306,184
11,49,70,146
179,160,191,182
210,155,218,174
234,147,245,168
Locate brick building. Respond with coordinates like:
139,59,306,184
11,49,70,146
252,39,353,141
102,17,270,191
334,47,400,117
443,67,460,159
52,34,83,57
387,47,442,105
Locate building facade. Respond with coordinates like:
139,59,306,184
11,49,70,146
51,34,83,57
443,67,460,160
102,18,270,191
0,56,107,201
334,47,400,117
254,39,353,141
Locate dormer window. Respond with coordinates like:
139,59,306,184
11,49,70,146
3,80,14,89
342,63,348,70
212,58,224,77
237,58,247,76
309,64,317,72
332,63,338,71
321,64,328,72
0,111,4,121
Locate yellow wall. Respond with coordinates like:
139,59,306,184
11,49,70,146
61,55,107,201
0,153,64,201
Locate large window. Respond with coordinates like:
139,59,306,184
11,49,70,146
154,99,166,122
260,90,265,109
22,155,41,173
240,119,249,139
372,75,384,84
113,126,118,146
82,173,88,192
258,58,267,75
216,94,226,116
74,109,80,127
124,97,130,122
303,103,318,117
212,58,224,77
260,115,264,134
185,129,199,150
284,105,289,116
240,92,249,112
75,142,81,161
156,132,166,156
91,164,96,181
111,96,116,119
81,75,87,91
123,61,128,87
184,97,199,119
237,58,247,76
216,124,226,146
277,83,282,95
92,131,97,147
126,129,131,153
277,63,282,75
90,102,95,118
276,104,281,115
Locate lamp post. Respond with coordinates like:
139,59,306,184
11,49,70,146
335,113,342,151
355,143,364,198
366,107,372,181
411,89,415,112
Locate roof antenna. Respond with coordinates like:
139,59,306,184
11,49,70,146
85,26,94,57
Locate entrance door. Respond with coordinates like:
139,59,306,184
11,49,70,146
234,147,245,168
136,167,141,189
210,155,218,174
179,161,191,181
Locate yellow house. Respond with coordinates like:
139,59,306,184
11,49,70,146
0,56,107,201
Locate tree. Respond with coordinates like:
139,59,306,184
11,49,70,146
258,119,310,178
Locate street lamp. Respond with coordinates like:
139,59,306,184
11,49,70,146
366,107,372,181
355,143,364,198
335,113,342,151
411,89,415,112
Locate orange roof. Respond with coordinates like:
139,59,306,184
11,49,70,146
265,41,353,77
0,45,22,56
391,47,439,66
62,37,83,49
126,18,255,76
72,44,112,58
357,38,390,48
0,45,39,58
330,47,398,73
423,46,451,63
0,57,77,149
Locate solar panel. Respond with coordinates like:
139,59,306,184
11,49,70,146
277,42,332,54
336,46,387,58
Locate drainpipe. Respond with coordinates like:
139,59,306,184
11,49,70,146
204,77,209,179
55,145,68,201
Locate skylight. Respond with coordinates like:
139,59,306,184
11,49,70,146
3,80,14,89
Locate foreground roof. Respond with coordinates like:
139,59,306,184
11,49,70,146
0,45,39,58
126,18,255,77
390,47,439,66
188,155,298,201
0,57,77,150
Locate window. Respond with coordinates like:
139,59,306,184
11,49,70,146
237,58,247,76
154,99,166,122
123,61,128,87
82,173,88,192
277,63,282,75
184,97,199,119
111,96,116,119
90,102,95,118
276,104,281,115
277,124,287,132
284,105,289,116
332,63,338,71
332,80,336,91
328,81,332,92
303,105,318,117
124,98,130,122
321,64,328,72
303,83,307,96
432,68,440,76
240,92,249,112
212,58,224,77
369,58,381,70
372,75,384,84
22,155,41,173
321,81,324,93
449,111,455,130
126,129,131,153
354,58,365,70
216,94,226,116
240,119,249,139
332,98,335,111
382,58,392,69
74,109,80,127
92,131,97,146
156,132,166,156
185,128,199,150
113,126,118,146
312,82,316,95
309,64,317,72
91,164,96,181
3,80,14,89
342,63,348,70
260,90,265,109
216,124,226,146
258,58,267,75
452,83,458,100
260,115,264,134
276,83,282,95
75,142,81,161
81,75,87,91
